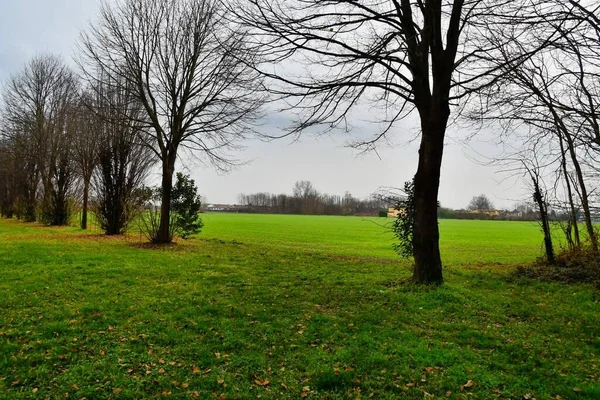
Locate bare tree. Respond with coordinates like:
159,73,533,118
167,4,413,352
292,180,318,199
2,54,79,225
472,0,600,251
520,145,556,264
72,91,101,229
0,138,17,218
79,0,264,243
91,77,156,235
234,0,559,283
467,194,494,211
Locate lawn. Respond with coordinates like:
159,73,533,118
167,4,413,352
0,214,598,399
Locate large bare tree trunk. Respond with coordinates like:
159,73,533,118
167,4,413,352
157,155,176,243
412,104,448,284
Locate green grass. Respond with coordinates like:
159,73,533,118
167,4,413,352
201,214,549,264
0,214,598,399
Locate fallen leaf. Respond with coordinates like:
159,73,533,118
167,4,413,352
462,380,474,390
573,388,582,393
32,388,38,393
254,379,270,386
159,368,165,374
113,388,122,394
192,366,201,374
159,359,166,364
181,382,189,389
424,367,434,374
217,378,225,385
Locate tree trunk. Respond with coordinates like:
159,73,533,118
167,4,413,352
156,155,176,243
563,130,597,251
412,106,447,285
532,175,555,264
81,179,90,230
558,135,580,247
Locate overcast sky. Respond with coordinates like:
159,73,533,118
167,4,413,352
0,0,529,209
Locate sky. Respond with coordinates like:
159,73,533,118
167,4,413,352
0,0,529,210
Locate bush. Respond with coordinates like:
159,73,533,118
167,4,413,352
391,179,415,259
378,210,387,218
171,173,204,239
141,173,204,242
514,246,600,287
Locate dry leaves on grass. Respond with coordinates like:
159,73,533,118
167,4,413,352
461,380,474,390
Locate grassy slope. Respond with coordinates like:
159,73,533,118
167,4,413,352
0,216,598,399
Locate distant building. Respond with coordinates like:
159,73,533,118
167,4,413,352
469,209,500,217
387,207,407,218
205,204,240,212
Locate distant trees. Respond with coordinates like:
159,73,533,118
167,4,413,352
467,195,494,211
79,0,264,243
238,181,386,216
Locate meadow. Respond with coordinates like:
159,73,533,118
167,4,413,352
0,214,598,399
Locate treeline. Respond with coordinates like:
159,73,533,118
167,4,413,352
0,55,155,233
237,181,387,216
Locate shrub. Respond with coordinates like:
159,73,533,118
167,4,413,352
391,179,415,259
514,246,600,287
171,173,204,239
378,210,387,218
141,173,204,242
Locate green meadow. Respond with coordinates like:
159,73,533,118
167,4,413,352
201,214,548,265
0,214,598,399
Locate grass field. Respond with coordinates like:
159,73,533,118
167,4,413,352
0,214,598,399
200,214,549,265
